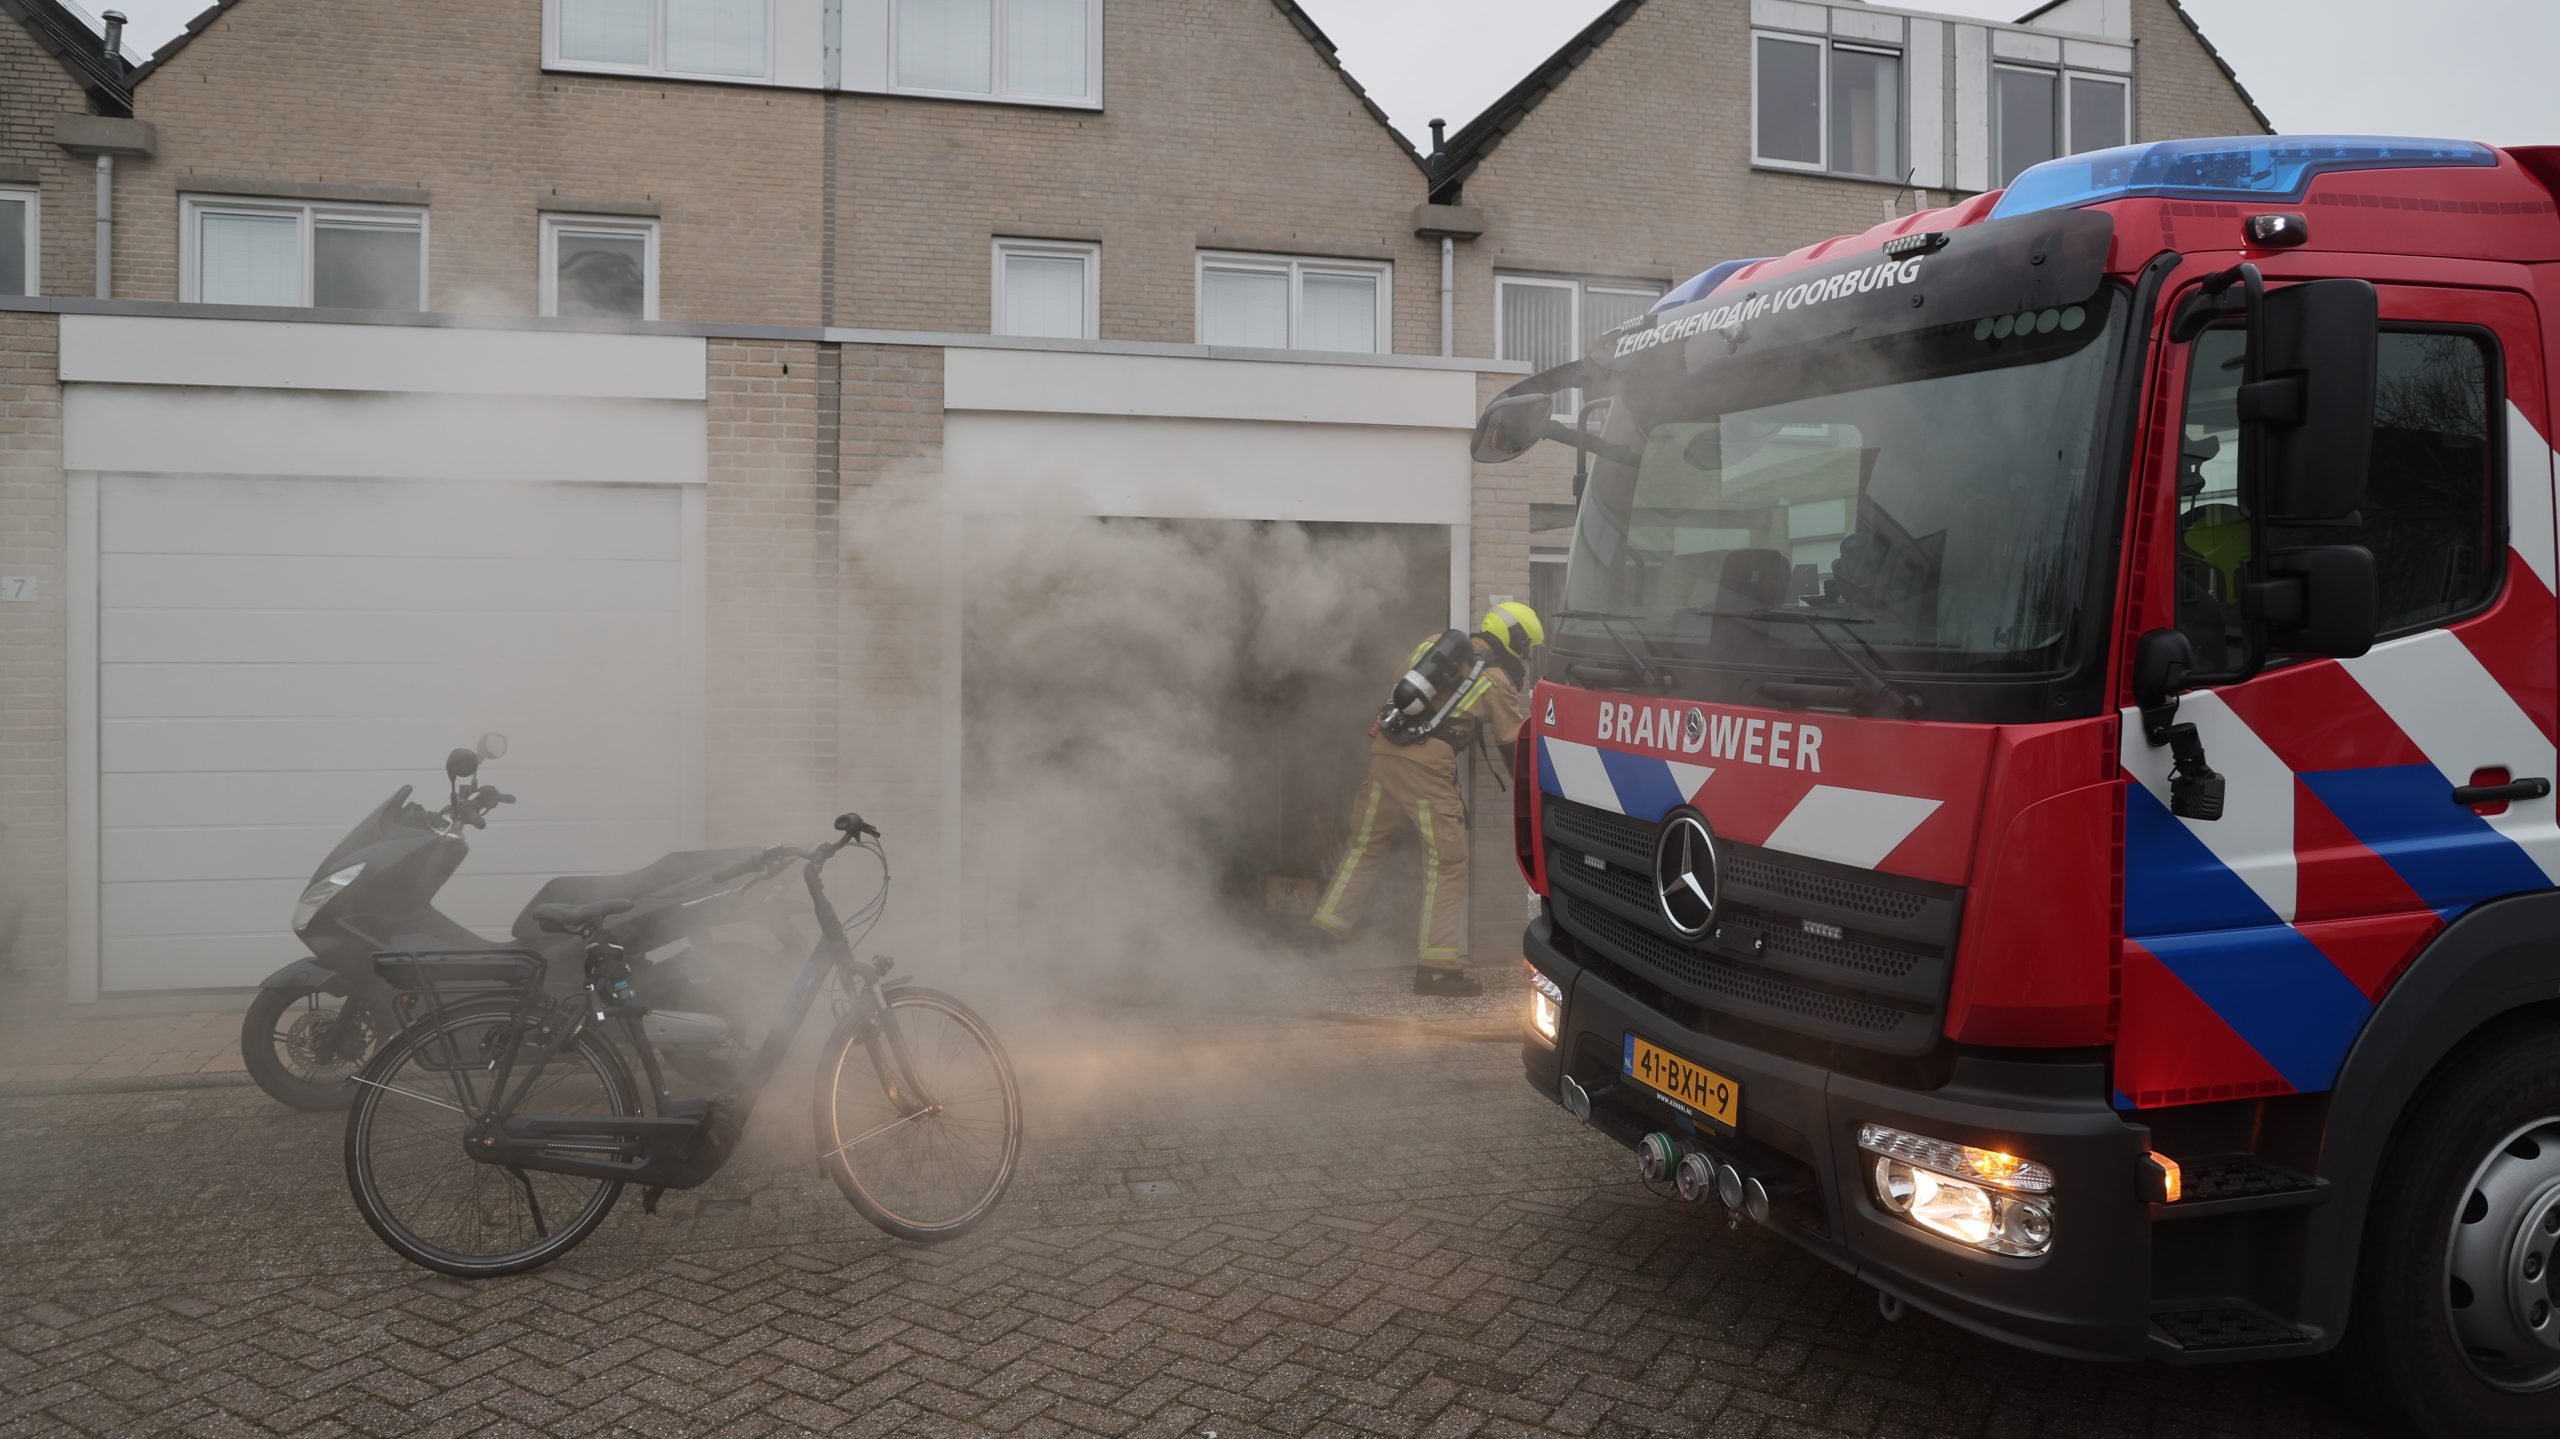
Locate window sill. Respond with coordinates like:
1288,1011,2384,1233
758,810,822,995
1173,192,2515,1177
879,85,1103,113
1748,163,1954,193
544,62,804,92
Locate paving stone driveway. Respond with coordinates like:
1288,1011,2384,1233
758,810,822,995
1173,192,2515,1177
1,1012,2385,1438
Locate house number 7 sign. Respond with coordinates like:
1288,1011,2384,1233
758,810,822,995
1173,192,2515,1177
0,577,35,601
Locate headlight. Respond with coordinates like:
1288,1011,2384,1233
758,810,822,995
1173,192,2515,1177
1860,1123,2054,1257
1526,966,1562,1043
293,863,365,932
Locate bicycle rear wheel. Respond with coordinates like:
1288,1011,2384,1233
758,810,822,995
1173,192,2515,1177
344,1008,635,1277
815,987,1022,1242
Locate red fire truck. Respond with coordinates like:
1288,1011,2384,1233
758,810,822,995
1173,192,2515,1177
1477,136,2560,1435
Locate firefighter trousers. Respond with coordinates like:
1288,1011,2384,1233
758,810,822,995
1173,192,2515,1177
1311,753,1469,970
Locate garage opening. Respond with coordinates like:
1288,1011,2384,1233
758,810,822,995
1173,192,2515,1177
956,518,1455,992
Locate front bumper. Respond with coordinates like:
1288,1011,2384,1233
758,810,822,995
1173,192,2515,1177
1524,915,2157,1363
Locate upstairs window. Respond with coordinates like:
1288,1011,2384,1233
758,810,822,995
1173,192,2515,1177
1496,275,1664,414
1752,32,1903,180
183,197,426,310
0,186,33,297
993,239,1098,340
1995,65,2129,187
896,0,1098,106
555,0,769,81
542,215,659,321
1197,253,1391,354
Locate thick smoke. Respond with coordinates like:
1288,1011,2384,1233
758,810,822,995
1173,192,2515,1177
846,499,1462,1009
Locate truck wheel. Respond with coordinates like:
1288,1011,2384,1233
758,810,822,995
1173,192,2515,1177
2347,1017,2560,1438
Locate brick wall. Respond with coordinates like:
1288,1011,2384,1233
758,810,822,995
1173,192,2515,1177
0,310,64,1015
704,338,829,847
2132,0,2272,141
118,0,826,321
1,7,96,299
830,0,1436,349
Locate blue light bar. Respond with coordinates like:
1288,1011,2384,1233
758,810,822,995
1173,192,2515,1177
1652,256,1770,313
1990,135,2498,220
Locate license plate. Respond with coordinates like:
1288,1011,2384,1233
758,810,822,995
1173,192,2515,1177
1622,1034,1740,1127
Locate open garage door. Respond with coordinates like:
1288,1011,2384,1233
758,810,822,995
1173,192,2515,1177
91,475,698,994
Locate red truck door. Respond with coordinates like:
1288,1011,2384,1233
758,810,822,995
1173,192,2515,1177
2116,281,2556,1109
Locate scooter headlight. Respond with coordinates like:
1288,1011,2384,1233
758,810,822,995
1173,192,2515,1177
294,863,365,932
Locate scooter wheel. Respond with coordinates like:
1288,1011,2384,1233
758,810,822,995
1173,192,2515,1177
242,986,381,1111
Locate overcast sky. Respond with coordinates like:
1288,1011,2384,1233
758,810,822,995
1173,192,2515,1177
84,0,2557,150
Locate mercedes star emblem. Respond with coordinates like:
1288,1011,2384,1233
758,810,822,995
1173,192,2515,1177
1654,811,1719,940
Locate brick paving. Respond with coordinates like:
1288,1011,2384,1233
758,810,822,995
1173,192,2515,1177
1,1010,2384,1438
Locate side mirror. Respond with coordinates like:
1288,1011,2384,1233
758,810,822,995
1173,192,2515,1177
1472,392,1554,464
2258,544,2377,658
2254,279,2378,523
446,748,480,781
477,732,509,761
2131,628,2194,729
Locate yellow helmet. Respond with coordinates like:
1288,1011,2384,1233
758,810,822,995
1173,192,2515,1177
1481,601,1545,658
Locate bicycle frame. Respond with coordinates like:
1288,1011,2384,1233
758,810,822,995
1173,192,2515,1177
397,840,905,1192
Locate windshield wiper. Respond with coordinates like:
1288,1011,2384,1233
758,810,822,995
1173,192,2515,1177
1553,609,1671,694
1688,606,1923,718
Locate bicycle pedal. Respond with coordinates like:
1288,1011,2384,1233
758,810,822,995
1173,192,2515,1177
641,1184,664,1216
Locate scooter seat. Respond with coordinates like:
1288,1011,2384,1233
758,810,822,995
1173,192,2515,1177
510,849,763,945
528,897,636,934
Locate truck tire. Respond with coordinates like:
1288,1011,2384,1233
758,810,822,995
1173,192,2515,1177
2345,1015,2560,1438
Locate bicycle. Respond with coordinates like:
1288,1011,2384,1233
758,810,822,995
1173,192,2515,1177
341,813,1021,1276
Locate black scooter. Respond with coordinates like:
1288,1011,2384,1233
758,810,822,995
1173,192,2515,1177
243,736,793,1109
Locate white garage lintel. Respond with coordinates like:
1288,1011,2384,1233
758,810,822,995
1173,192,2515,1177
59,313,709,401
944,347,1483,430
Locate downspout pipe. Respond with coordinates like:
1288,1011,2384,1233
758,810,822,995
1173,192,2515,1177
94,154,112,299
1428,120,1452,358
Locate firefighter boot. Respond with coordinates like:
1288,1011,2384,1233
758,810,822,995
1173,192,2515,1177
1414,967,1484,997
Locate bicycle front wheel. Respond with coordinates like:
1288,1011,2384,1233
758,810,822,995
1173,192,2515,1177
344,1008,635,1277
815,987,1022,1242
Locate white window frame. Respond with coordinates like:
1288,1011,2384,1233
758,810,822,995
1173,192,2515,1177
1750,31,1906,180
1495,274,1663,416
1751,31,1829,173
0,184,37,297
889,0,1104,110
544,0,776,84
1994,63,2132,185
991,238,1100,340
540,214,661,321
178,195,429,309
1193,251,1393,355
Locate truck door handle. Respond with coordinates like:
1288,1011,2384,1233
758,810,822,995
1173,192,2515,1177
2453,776,2550,808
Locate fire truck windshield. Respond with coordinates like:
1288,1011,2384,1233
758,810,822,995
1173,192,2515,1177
1560,287,2126,688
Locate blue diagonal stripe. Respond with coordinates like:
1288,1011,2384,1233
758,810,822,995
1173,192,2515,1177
1537,738,1562,798
2299,764,2547,914
2123,783,2373,1093
2123,782,2279,937
2138,922,2375,1094
1596,748,1686,824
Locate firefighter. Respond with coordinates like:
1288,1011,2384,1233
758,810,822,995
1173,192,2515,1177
1311,602,1541,995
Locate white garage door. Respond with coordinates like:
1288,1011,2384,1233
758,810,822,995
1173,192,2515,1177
96,475,694,993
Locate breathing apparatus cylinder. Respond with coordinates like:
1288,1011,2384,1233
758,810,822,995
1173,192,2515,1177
1378,629,1486,746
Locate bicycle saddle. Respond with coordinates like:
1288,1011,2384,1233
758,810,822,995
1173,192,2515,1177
527,897,635,934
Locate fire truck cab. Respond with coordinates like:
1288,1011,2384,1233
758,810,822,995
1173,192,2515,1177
1478,136,2560,1436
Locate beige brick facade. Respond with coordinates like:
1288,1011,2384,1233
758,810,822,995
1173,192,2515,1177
2132,0,2272,142
0,310,64,1012
1,5,97,300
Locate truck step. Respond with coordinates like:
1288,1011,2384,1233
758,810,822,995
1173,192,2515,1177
2155,1154,2325,1219
2149,1301,2320,1358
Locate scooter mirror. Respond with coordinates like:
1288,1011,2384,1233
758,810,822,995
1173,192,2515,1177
447,748,481,781
477,732,508,761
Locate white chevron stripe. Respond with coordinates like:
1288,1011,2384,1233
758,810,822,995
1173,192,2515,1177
2119,690,2298,921
2507,400,2555,593
2338,628,2560,882
1541,738,1625,814
1760,786,1942,870
1665,762,1715,805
